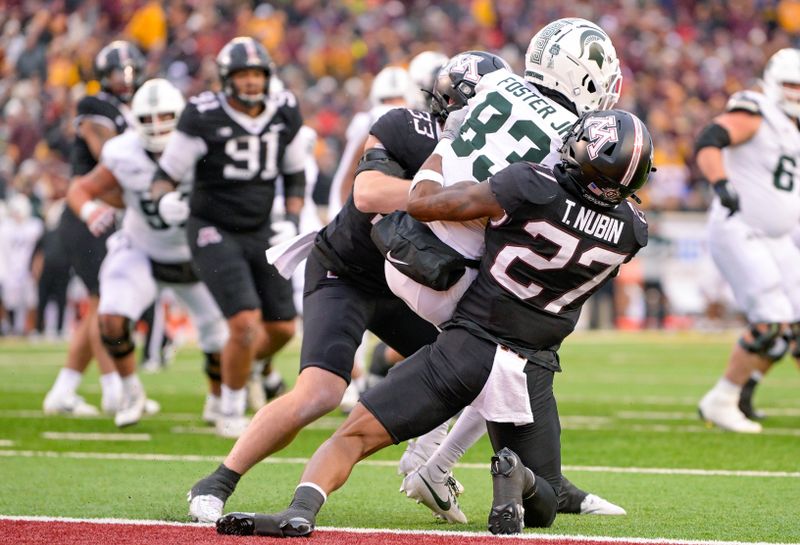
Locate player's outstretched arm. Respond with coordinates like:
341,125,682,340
407,179,503,222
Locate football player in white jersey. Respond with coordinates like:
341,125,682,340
66,79,228,428
355,18,627,521
697,48,800,434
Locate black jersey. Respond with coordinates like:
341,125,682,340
70,92,128,176
175,91,303,232
450,162,648,370
314,108,439,293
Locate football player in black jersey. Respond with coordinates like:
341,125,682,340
43,40,145,417
214,109,652,537
152,37,306,439
184,60,443,522
359,52,626,522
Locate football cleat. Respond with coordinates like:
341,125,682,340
488,447,528,534
400,465,467,524
246,375,267,412
114,389,147,428
580,494,626,516
187,490,224,523
263,374,287,402
216,511,315,537
215,415,251,439
202,394,222,425
699,390,762,433
43,392,100,417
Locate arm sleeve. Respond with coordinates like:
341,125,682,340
158,130,207,183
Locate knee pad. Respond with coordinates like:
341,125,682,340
204,352,222,382
100,318,135,358
739,323,785,359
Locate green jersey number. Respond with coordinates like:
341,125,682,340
773,155,796,192
450,91,552,181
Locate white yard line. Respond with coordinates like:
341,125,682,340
41,432,151,442
0,449,797,479
0,514,790,545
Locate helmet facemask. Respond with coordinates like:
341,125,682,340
131,79,186,153
763,48,800,119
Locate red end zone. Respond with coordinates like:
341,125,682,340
0,517,752,545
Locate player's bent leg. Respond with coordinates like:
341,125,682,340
188,367,347,523
217,309,263,437
217,403,393,537
699,324,779,433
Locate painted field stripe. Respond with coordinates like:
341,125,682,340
0,515,787,545
0,409,199,421
41,432,151,442
0,440,13,447
0,449,797,479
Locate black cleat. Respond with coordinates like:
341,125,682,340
488,447,527,534
216,512,255,536
488,502,525,534
217,511,315,538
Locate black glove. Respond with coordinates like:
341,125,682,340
713,178,739,216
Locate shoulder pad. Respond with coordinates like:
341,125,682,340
725,91,762,115
524,163,560,205
625,201,649,247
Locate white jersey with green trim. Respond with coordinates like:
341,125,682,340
100,131,193,263
432,69,577,258
717,90,800,237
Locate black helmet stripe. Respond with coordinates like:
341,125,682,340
619,113,644,188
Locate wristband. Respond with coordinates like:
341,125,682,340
79,201,101,223
412,168,444,187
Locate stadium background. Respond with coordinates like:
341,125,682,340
2,0,800,332
1,2,800,544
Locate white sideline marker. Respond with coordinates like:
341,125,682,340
41,432,151,442
0,515,788,545
0,449,798,479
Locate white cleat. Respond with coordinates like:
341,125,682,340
215,415,251,439
187,490,224,523
144,398,161,416
43,392,100,417
580,494,627,515
338,382,360,414
699,390,762,433
400,465,467,524
202,394,222,425
115,390,147,428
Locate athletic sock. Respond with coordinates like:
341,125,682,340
426,405,486,476
192,463,241,502
52,368,83,395
221,385,247,416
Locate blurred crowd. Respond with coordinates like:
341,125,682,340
1,0,799,335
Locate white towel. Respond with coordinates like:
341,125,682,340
265,230,318,279
470,345,533,425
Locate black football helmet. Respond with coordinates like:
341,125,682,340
428,50,511,121
216,37,273,107
94,40,146,103
558,109,654,208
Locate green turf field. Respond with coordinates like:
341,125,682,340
1,331,798,543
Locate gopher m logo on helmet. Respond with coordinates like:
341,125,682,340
585,116,619,160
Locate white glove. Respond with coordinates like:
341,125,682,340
269,219,298,247
440,107,470,141
157,191,190,226
79,201,116,237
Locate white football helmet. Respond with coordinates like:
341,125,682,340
763,48,800,119
524,18,622,113
130,78,186,153
369,66,413,106
408,50,449,109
